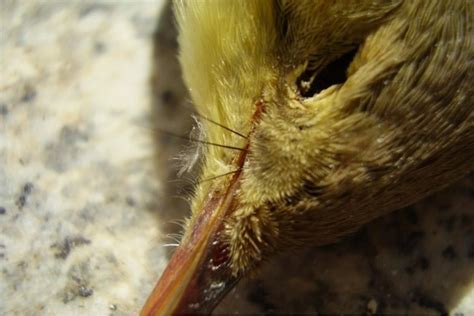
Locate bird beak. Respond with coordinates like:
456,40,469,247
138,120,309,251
140,171,243,315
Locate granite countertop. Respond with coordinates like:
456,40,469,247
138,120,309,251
1,1,473,315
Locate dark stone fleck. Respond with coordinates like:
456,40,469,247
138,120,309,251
17,261,27,269
460,214,472,227
79,3,110,17
419,256,430,270
23,182,33,194
21,86,37,102
0,104,8,116
442,245,457,260
0,207,6,215
16,195,27,209
405,207,418,225
61,125,89,143
94,41,106,54
62,261,94,303
16,182,34,209
435,200,452,212
409,289,447,316
161,90,175,104
0,244,5,258
399,231,424,254
62,285,94,304
78,285,93,297
247,280,276,314
468,241,474,258
405,256,430,274
44,125,89,172
439,215,456,233
62,291,76,303
404,266,415,275
126,196,136,207
51,236,91,259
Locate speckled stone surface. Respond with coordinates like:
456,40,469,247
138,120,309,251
1,1,473,316
0,1,168,315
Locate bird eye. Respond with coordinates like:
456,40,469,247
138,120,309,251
297,47,358,98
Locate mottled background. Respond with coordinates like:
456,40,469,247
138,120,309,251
0,1,473,315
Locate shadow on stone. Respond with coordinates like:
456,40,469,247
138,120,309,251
148,1,197,258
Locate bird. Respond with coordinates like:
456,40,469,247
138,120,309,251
141,0,474,314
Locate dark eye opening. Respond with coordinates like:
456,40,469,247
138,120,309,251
297,48,358,98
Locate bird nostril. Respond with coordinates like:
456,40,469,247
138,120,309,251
297,47,359,98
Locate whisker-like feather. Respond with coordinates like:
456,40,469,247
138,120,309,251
162,243,180,248
168,219,188,231
165,233,183,244
178,98,248,139
153,128,247,152
192,113,248,139
197,169,241,184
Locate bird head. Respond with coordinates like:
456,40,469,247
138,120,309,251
141,0,473,314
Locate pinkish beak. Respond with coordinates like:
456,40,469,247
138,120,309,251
142,103,264,315
141,170,243,315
